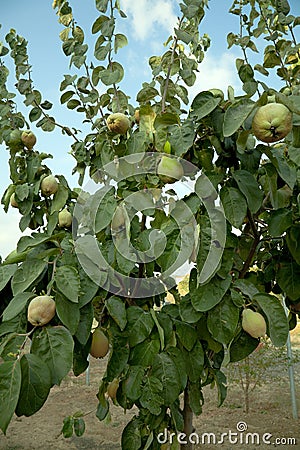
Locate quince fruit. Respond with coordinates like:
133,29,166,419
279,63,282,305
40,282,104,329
21,130,37,149
41,175,59,197
242,308,267,338
157,156,184,184
90,328,109,358
107,378,119,400
58,208,72,228
27,295,56,326
107,113,130,135
252,103,292,143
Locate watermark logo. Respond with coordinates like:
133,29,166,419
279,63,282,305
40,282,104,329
73,152,226,298
157,421,297,446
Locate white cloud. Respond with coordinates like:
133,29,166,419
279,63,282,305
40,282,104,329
123,0,178,41
189,52,242,101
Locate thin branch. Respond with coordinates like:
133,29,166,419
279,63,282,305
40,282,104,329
161,17,183,113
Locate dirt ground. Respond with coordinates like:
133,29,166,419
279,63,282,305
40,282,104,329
0,327,299,450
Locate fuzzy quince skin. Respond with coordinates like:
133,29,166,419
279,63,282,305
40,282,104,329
157,156,184,184
90,328,109,358
27,295,56,326
21,130,37,149
252,103,292,143
41,175,59,197
107,113,130,135
58,208,72,228
242,308,267,338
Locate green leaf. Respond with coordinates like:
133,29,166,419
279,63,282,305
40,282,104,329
51,184,69,214
31,326,74,385
55,292,80,335
93,185,117,233
220,186,247,229
207,295,239,344
0,264,17,291
114,33,128,53
75,303,93,346
168,119,195,157
139,375,163,415
60,90,74,104
121,418,142,450
61,416,74,438
127,306,154,347
214,370,227,407
0,360,21,434
188,382,203,415
233,169,263,213
3,292,34,322
151,350,184,405
254,293,289,346
264,147,296,190
129,338,160,367
223,98,255,137
276,261,300,301
229,330,259,362
268,208,292,237
233,279,259,299
100,62,124,85
106,296,127,331
179,296,203,323
106,339,129,381
124,366,144,401
190,91,221,120
74,418,85,437
286,225,300,264
95,0,109,13
191,275,231,312
55,265,80,303
78,267,98,308
136,86,159,103
182,341,204,383
150,310,165,351
15,354,52,417
174,320,197,351
11,259,47,296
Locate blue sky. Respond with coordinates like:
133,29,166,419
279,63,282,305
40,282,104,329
0,0,298,258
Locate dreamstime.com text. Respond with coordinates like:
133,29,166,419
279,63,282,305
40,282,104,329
157,422,297,446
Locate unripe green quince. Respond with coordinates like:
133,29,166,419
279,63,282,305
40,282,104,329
107,378,119,400
41,175,59,197
58,208,72,228
107,113,131,135
157,156,184,184
90,328,109,358
27,295,56,326
10,193,18,208
7,129,23,151
252,103,292,143
111,206,126,233
21,130,37,149
242,308,267,338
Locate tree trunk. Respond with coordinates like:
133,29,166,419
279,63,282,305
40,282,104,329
181,386,194,450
